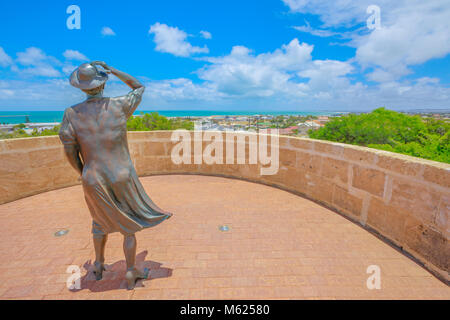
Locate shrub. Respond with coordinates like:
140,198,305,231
309,108,449,163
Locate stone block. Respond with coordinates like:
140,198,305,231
366,197,407,243
138,156,173,174
278,136,290,149
296,152,322,175
51,165,80,186
332,185,363,219
352,165,385,197
7,167,54,200
436,195,449,236
304,174,334,205
390,177,440,224
343,147,376,166
29,148,66,168
313,141,344,157
321,157,348,184
404,216,449,272
236,164,261,180
0,173,19,203
289,138,313,150
422,165,450,189
2,137,46,151
0,152,31,176
376,154,422,177
42,136,63,147
279,149,296,168
129,131,173,141
141,141,167,157
128,143,141,163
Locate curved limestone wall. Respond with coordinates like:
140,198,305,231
0,131,448,280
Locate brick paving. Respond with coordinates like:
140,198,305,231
0,175,448,300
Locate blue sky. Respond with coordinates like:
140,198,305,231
0,0,449,111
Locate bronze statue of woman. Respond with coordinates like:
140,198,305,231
59,61,172,290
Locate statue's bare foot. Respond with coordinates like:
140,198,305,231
125,267,149,290
93,261,105,281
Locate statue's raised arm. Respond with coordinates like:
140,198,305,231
91,61,145,117
91,61,143,90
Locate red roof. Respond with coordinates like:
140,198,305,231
265,126,299,135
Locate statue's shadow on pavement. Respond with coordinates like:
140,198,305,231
70,250,172,292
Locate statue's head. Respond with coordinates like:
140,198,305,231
69,63,108,94
80,83,105,96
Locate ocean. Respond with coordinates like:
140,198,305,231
0,110,338,124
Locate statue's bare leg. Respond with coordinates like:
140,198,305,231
93,234,107,280
124,234,149,290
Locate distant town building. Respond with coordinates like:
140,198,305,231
266,126,299,135
298,120,322,128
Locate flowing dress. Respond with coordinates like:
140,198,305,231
59,87,172,236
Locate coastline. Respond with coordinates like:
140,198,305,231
0,110,343,125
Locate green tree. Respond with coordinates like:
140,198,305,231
127,112,194,131
31,125,61,137
309,108,449,163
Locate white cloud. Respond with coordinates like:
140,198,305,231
197,39,313,97
0,47,13,67
63,49,88,61
101,26,116,36
293,21,337,37
16,47,50,66
0,89,14,97
283,0,450,83
415,77,440,85
0,79,83,105
7,47,86,78
62,64,77,75
200,30,212,39
1,28,449,111
282,0,398,27
298,60,354,93
145,78,220,102
124,35,447,110
16,47,61,77
356,1,450,80
366,67,413,83
149,22,209,57
21,66,61,77
190,37,449,110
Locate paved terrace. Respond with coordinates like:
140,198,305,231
0,175,448,300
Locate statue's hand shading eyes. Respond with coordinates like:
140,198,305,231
91,61,111,73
